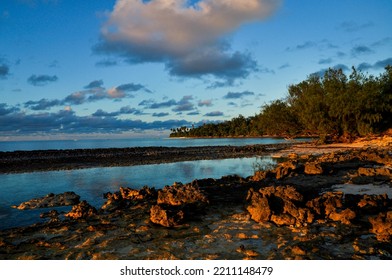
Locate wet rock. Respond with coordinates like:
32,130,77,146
150,205,185,227
64,200,97,220
357,194,390,214
101,186,157,212
369,211,392,242
40,210,60,223
12,192,80,210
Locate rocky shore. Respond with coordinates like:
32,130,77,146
1,137,392,260
0,143,292,174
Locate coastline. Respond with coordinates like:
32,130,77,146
0,142,294,174
1,136,392,260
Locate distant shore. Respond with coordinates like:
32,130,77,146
0,142,294,174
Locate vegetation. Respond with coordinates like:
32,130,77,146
170,67,392,141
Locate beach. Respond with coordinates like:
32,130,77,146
1,136,392,260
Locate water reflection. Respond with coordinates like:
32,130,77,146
0,156,276,230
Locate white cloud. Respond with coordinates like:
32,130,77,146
97,0,281,84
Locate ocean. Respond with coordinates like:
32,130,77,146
0,137,295,230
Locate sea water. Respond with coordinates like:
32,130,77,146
0,155,276,230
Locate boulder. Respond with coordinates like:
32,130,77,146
12,192,80,210
101,186,157,212
369,211,392,242
304,162,324,175
150,205,185,227
246,186,313,227
150,183,209,227
65,200,97,220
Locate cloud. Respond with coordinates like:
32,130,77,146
92,106,145,117
27,74,58,86
351,45,374,57
95,0,281,84
24,81,150,111
0,103,19,116
311,64,350,77
152,112,169,117
357,58,392,71
204,111,224,117
0,63,10,78
223,90,255,99
85,80,104,89
198,99,213,107
319,58,333,65
286,40,338,52
24,98,62,111
337,21,373,32
187,111,200,116
140,99,177,109
95,59,118,67
172,95,195,112
0,108,193,135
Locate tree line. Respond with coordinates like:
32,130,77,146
170,66,392,142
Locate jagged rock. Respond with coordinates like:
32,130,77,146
157,183,208,208
357,194,390,214
149,183,209,227
328,209,356,225
65,200,97,220
246,189,271,222
306,192,344,217
101,186,157,212
150,205,185,227
304,162,324,175
40,210,60,223
274,161,303,179
12,192,80,210
369,211,392,242
246,186,313,227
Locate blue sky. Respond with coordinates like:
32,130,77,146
1,0,391,140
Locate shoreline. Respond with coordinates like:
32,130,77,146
1,136,391,260
0,143,294,174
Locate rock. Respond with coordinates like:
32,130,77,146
12,192,80,210
40,210,60,223
64,200,97,220
246,186,313,227
246,189,271,223
357,194,390,214
101,186,157,212
150,205,185,227
150,183,208,227
274,161,303,179
304,162,324,175
328,209,356,225
157,183,208,207
369,211,392,242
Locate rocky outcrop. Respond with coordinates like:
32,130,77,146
101,186,157,212
246,186,313,227
64,200,97,220
12,192,80,210
369,211,392,242
150,183,208,227
247,186,391,227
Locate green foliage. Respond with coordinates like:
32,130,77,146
170,67,392,140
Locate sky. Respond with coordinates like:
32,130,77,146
1,0,391,140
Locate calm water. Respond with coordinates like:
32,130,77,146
0,137,299,230
0,137,304,152
0,156,275,230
